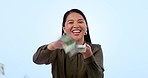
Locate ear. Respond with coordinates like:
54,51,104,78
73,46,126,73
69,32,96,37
63,27,66,33
85,25,88,32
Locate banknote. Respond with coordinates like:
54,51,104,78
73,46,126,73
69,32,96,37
60,34,86,57
0,63,4,76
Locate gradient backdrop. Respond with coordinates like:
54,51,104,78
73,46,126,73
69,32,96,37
0,0,148,78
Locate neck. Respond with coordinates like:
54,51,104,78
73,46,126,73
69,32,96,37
76,38,85,45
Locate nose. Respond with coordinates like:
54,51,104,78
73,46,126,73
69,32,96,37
73,22,79,28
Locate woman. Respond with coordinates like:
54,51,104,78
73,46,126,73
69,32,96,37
33,9,104,78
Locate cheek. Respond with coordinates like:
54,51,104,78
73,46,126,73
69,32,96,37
64,26,72,33
83,26,87,32
81,32,85,35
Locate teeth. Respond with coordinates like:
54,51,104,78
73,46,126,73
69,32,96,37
73,30,80,33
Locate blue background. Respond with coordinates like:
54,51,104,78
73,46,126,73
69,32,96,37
0,0,148,78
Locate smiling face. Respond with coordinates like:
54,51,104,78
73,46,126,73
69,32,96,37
63,12,87,44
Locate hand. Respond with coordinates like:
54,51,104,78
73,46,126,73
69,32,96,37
47,40,63,50
80,44,93,59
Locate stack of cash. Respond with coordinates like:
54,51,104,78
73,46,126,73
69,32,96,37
60,34,77,55
77,43,86,53
60,34,86,57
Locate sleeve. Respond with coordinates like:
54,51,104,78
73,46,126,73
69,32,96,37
84,44,104,78
33,45,58,64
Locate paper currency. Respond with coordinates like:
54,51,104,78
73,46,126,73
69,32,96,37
77,43,86,52
60,34,77,55
60,34,86,57
0,63,4,76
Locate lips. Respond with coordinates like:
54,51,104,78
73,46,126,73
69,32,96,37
72,29,81,36
72,29,81,33
72,30,81,33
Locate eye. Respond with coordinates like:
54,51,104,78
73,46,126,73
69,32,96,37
67,20,74,24
78,20,84,23
68,21,73,24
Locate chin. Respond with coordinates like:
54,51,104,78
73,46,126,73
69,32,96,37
70,34,84,41
72,37,81,41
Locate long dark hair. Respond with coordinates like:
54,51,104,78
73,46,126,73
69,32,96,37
62,9,92,43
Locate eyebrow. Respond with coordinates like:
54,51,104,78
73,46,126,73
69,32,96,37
78,19,84,21
67,19,84,22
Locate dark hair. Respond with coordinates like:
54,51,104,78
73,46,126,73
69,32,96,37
62,9,92,43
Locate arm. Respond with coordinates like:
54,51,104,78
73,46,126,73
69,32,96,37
84,44,104,78
33,41,63,64
33,45,58,64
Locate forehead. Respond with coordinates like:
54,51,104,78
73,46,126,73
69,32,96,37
66,12,84,20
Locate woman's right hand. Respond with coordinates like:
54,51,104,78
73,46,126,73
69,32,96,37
47,40,63,50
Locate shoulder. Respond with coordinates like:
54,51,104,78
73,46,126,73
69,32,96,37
37,44,48,50
91,43,101,49
86,42,102,50
90,44,102,53
91,44,101,47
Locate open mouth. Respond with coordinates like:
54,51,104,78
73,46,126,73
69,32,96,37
72,29,81,33
72,29,81,35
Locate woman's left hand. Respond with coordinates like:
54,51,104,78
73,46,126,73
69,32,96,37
80,44,93,59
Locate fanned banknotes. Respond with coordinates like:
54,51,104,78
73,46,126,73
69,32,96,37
60,34,86,57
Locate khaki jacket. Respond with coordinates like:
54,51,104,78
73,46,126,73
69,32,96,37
33,43,104,78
